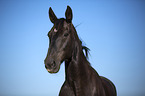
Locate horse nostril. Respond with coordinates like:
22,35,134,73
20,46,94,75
50,61,56,68
45,60,56,70
52,61,56,66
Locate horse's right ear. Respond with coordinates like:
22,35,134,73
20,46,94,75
49,7,57,23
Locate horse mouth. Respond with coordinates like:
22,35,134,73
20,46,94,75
46,68,59,73
46,68,51,72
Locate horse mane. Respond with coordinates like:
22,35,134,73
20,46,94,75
80,40,90,59
74,23,90,59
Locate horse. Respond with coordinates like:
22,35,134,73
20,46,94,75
44,6,117,96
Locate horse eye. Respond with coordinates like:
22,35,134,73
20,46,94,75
64,33,69,37
66,27,69,30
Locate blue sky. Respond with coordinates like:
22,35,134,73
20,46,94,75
0,0,145,96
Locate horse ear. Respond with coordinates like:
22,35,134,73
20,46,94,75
49,7,57,23
65,6,73,23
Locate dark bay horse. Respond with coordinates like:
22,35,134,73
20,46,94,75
44,6,117,96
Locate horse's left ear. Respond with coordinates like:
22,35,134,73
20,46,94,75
65,6,73,23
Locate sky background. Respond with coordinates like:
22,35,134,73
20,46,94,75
0,0,145,96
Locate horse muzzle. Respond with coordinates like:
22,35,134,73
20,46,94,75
44,59,60,73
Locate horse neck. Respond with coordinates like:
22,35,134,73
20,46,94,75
65,25,89,80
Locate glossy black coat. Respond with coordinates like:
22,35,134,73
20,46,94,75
44,6,117,96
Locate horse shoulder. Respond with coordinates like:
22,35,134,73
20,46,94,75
100,76,117,96
88,67,106,96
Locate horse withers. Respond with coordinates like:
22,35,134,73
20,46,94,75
44,6,117,96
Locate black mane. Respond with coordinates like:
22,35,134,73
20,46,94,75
80,40,90,59
75,23,90,59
